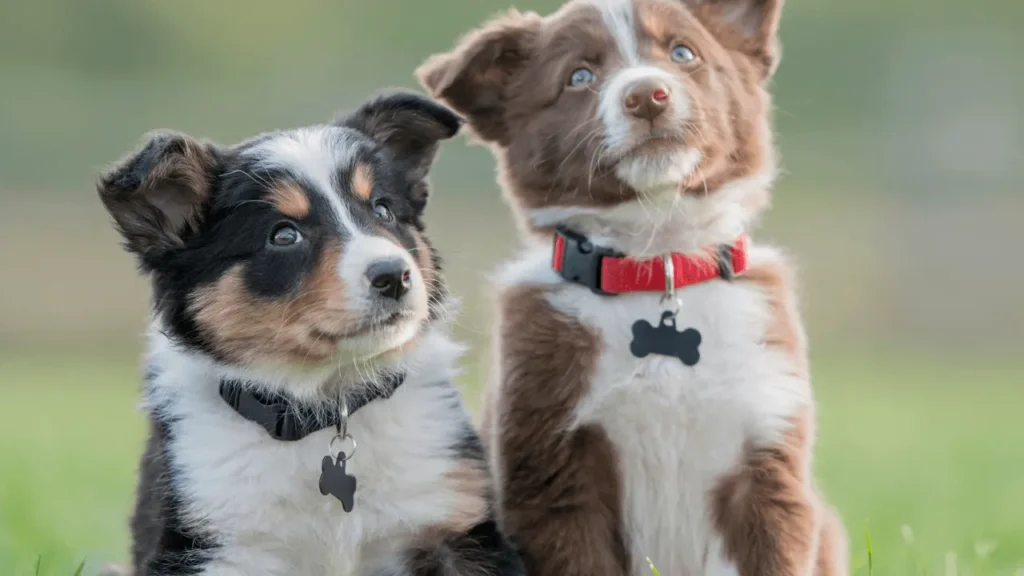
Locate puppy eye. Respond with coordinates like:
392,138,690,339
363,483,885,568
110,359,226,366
568,67,596,87
670,44,697,63
269,224,302,247
373,202,394,223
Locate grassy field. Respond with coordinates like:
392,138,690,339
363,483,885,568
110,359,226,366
1,352,1021,576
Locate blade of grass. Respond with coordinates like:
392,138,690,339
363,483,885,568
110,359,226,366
71,559,86,576
646,557,661,576
865,523,874,576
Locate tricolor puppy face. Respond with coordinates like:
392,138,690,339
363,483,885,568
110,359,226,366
99,93,461,368
418,0,781,216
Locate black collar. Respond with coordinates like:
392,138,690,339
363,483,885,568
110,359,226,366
218,372,406,442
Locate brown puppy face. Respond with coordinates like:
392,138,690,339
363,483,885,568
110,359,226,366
418,0,781,225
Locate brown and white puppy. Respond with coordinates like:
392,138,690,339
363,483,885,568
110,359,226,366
99,92,525,576
418,1,847,575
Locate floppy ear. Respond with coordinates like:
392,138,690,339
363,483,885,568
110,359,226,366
97,131,219,265
340,91,462,183
416,9,542,142
684,0,784,77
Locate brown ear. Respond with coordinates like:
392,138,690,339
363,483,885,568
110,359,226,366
415,9,542,142
686,0,784,77
97,131,219,266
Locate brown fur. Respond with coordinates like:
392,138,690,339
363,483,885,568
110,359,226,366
712,410,819,576
421,0,846,573
817,505,850,576
711,407,846,576
417,0,777,221
190,240,358,365
709,257,846,575
741,256,808,379
352,162,375,201
269,182,310,219
442,458,492,534
491,284,629,576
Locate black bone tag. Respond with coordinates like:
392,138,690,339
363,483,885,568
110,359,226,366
630,310,703,366
319,453,357,512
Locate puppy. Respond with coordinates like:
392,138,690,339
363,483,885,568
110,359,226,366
419,1,847,575
98,92,525,576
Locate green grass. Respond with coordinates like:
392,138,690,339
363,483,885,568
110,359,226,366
0,355,145,576
815,358,1024,575
1,353,1021,575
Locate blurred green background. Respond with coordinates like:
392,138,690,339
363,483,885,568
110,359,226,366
1,0,1022,574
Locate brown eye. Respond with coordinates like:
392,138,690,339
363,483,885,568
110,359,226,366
270,224,302,247
671,44,697,63
373,202,394,222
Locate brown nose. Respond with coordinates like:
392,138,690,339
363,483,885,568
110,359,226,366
624,81,671,121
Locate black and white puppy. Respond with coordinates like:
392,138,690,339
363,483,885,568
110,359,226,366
99,92,524,576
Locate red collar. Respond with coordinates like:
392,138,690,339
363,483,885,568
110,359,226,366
552,227,749,295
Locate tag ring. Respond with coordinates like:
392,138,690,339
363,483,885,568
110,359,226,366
329,433,357,462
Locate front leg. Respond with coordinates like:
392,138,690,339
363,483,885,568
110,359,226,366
710,418,819,576
385,434,525,576
404,520,525,576
500,425,631,576
493,285,630,576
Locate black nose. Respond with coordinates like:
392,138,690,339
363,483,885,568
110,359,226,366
365,258,412,300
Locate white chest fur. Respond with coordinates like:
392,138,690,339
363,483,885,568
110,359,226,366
502,243,811,576
147,331,471,576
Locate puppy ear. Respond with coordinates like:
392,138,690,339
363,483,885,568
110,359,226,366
685,0,784,77
341,91,461,183
416,9,542,142
97,131,219,265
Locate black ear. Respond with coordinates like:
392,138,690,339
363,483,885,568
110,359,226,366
97,131,219,265
340,91,462,182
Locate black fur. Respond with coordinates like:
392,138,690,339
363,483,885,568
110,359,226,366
340,90,463,185
406,520,526,576
452,422,486,462
130,417,219,576
98,92,455,363
104,93,524,575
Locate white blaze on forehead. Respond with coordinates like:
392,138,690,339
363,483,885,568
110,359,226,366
247,127,428,343
244,126,367,237
594,0,640,65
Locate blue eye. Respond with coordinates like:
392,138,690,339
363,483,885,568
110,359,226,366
373,201,394,222
568,67,596,87
670,44,697,63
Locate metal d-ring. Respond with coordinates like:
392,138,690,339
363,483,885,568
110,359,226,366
662,254,675,298
329,433,357,462
338,394,349,438
329,394,356,461
660,253,682,314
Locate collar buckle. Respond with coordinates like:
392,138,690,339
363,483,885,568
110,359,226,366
555,226,621,295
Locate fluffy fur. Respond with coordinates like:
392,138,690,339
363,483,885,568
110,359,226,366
419,1,848,574
98,92,525,576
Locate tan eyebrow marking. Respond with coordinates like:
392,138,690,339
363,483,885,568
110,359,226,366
269,182,310,218
352,162,375,201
